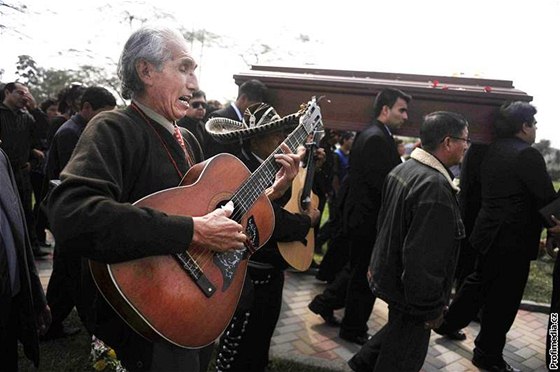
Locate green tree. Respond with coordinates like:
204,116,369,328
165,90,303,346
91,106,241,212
535,139,560,181
15,54,41,86
12,54,124,106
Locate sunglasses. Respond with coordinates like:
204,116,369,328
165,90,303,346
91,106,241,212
191,101,207,109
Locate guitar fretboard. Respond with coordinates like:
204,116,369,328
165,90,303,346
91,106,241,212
229,122,313,222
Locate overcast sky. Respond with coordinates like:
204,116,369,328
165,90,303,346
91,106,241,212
1,0,558,147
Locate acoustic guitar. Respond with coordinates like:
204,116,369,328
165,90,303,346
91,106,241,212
278,130,324,271
89,98,323,349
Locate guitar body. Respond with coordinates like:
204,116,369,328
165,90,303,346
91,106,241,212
277,167,319,271
89,154,275,348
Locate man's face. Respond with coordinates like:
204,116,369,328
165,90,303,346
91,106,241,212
449,127,470,166
385,98,409,130
525,120,537,144
46,103,60,120
186,97,207,120
4,83,30,109
148,39,199,121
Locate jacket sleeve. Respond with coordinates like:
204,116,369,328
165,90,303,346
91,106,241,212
271,202,311,242
517,147,557,208
50,129,78,179
48,115,194,264
401,190,460,321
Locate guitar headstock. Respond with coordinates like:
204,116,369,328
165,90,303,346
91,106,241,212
298,96,324,136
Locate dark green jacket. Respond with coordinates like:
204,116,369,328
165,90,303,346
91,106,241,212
369,149,465,321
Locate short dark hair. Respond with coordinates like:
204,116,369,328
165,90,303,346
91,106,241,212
340,131,355,143
420,111,469,152
493,101,537,138
192,90,206,100
80,86,117,110
238,79,268,102
40,98,58,113
2,82,26,103
372,88,412,119
3,82,19,94
57,84,86,114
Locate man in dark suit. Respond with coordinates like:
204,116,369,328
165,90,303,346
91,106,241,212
42,86,116,341
204,79,268,157
435,101,557,372
337,88,411,344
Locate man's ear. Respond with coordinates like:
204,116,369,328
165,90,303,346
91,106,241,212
380,105,390,119
136,59,154,86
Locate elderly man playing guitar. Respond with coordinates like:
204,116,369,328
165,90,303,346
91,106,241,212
48,26,301,372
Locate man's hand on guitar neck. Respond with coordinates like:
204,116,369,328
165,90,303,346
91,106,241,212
191,201,247,252
303,204,321,227
266,143,300,201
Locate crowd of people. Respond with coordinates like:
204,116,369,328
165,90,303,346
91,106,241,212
1,25,560,372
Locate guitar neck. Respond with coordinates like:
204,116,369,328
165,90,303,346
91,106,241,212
230,124,310,222
300,131,323,207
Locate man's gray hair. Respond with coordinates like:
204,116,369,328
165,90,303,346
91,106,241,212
117,26,185,99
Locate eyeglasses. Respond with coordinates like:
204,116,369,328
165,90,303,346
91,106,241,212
448,136,472,145
191,101,207,109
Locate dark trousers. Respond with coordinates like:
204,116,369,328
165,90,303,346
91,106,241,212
441,246,530,363
146,342,213,372
547,257,560,370
341,235,376,337
454,241,478,292
30,171,48,244
46,246,83,330
349,307,431,372
314,194,328,253
312,263,351,311
317,218,350,283
216,268,284,371
0,295,20,371
13,168,38,246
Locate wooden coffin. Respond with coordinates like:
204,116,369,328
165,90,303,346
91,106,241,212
233,66,532,144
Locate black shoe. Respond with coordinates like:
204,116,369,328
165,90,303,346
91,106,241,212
472,356,520,372
308,300,341,327
33,247,50,258
433,327,467,341
40,325,81,341
339,331,371,345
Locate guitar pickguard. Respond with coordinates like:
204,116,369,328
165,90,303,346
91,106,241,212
214,216,259,291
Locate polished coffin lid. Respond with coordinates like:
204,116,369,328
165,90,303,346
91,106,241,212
233,66,532,144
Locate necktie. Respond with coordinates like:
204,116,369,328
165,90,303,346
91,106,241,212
173,125,193,167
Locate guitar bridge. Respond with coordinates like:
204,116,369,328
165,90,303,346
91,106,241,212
174,252,216,298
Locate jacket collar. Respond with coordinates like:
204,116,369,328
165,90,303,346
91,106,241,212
410,148,460,193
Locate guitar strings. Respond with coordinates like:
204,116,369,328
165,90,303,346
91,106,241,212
188,113,319,273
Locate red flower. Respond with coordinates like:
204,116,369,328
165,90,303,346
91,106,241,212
484,86,492,92
431,80,439,88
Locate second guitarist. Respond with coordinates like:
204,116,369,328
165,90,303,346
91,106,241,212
207,103,321,371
